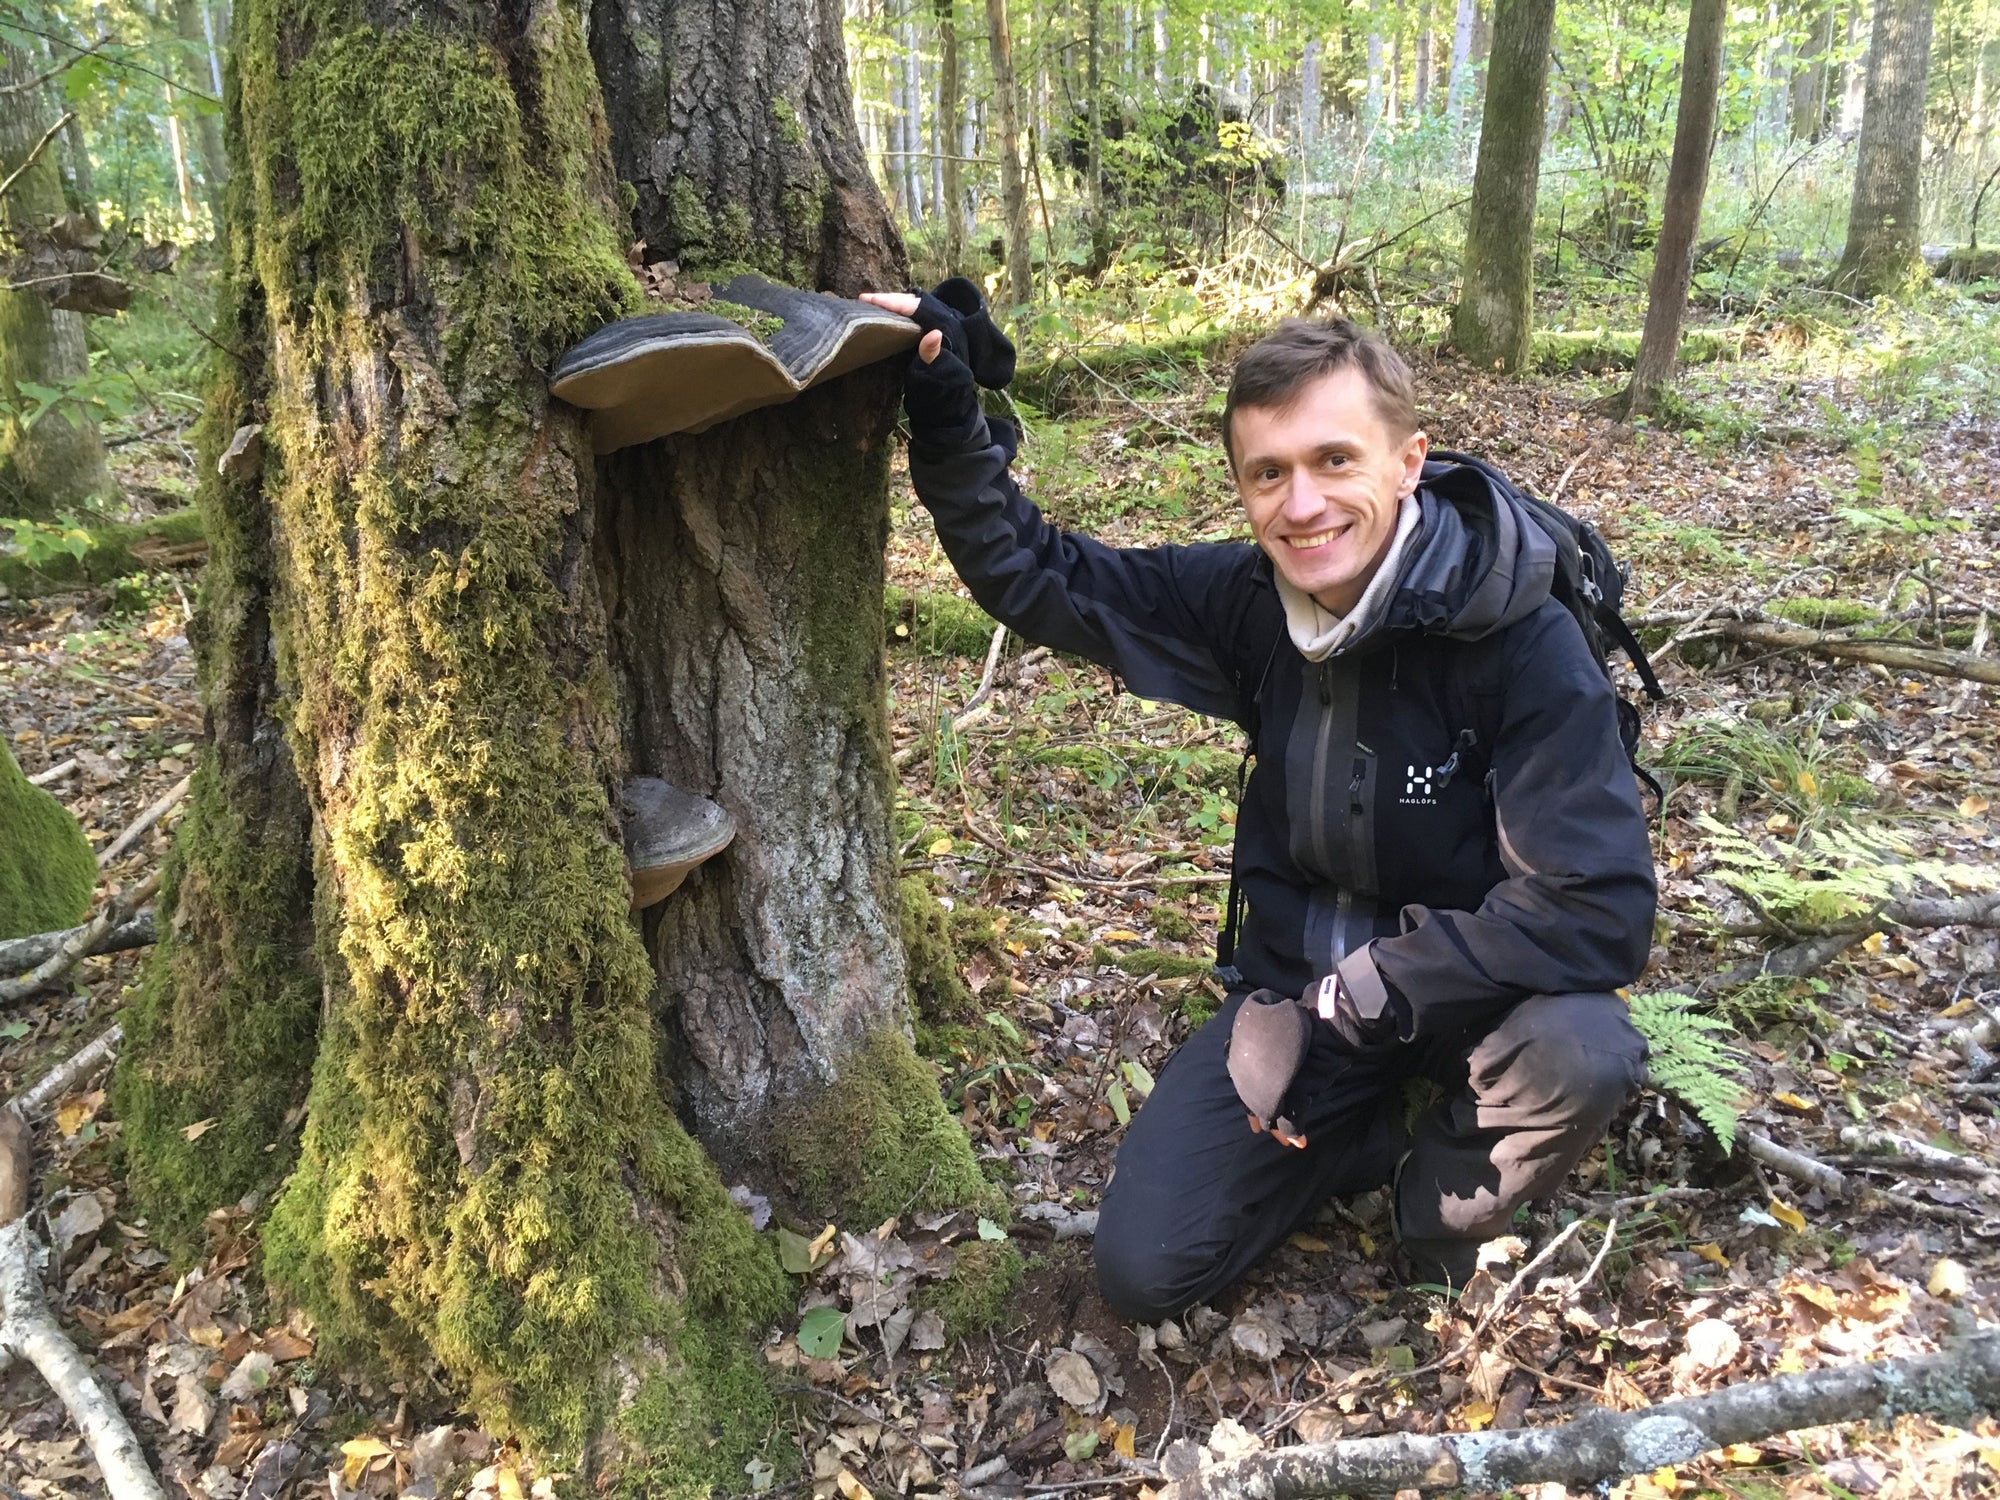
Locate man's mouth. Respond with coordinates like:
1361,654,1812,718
1283,523,1350,551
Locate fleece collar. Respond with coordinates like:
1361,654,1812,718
1273,493,1422,662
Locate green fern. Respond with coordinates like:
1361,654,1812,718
1628,991,1751,1154
1697,814,1999,930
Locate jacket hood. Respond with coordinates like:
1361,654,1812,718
1378,460,1558,643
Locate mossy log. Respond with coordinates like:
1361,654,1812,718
1528,327,1736,374
116,0,998,1485
0,509,206,600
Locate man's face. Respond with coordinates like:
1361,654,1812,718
1231,367,1427,617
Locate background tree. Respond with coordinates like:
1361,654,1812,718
987,0,1033,305
1612,0,1727,419
1,25,110,518
1836,0,1937,293
1451,0,1559,371
113,0,992,1484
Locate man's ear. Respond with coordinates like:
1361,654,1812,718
1399,429,1429,495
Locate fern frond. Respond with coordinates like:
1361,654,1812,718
1628,990,1751,1154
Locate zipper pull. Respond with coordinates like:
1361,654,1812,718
1317,661,1333,706
1433,729,1479,790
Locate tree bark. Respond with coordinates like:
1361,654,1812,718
170,0,228,229
1086,0,1110,271
1446,0,1478,125
1619,0,1726,418
987,0,1034,307
936,0,965,272
1450,0,1558,372
0,33,109,520
1791,0,1836,140
1834,0,1935,295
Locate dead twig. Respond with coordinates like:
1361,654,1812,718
1162,1332,2000,1499
0,908,155,976
0,872,159,1004
96,772,192,868
1739,1129,1847,1196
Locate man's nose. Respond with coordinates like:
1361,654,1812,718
1282,468,1322,518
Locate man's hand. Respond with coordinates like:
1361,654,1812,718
857,293,945,366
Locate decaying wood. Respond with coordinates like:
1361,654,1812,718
0,909,156,976
25,756,77,787
0,872,160,1004
95,771,192,868
0,1101,168,1500
10,1024,122,1118
1162,1332,2000,1499
1709,891,2000,990
1741,1129,1848,1196
1694,619,2000,684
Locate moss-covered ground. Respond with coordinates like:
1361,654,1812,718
0,735,95,940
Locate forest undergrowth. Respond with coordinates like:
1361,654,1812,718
1,277,1997,1498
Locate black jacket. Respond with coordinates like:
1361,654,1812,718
907,414,1658,1042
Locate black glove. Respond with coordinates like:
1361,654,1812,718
910,277,1017,390
1307,973,1401,1053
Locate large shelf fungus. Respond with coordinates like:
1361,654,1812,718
620,777,736,911
549,274,917,452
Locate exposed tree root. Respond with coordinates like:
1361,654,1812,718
1162,1332,2000,1499
0,1106,168,1500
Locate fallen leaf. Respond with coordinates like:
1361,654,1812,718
1691,1241,1730,1269
1047,1349,1103,1412
262,1329,313,1362
1683,1318,1742,1373
1228,1302,1287,1362
52,1194,106,1254
1460,1399,1495,1431
927,837,953,856
220,1350,276,1402
54,1090,104,1138
180,1117,219,1142
836,1468,874,1500
798,1306,846,1358
1961,795,1990,818
1768,1198,1807,1234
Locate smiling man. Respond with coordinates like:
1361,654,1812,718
867,287,1657,1314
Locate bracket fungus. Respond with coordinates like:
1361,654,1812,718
620,777,736,910
549,274,918,452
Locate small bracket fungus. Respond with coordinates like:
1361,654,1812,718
549,274,918,452
621,777,736,910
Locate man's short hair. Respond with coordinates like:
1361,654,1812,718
1222,318,1419,466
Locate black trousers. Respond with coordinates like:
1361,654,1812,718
1093,989,1648,1322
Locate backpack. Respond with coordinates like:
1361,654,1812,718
1211,450,1667,987
1426,450,1666,795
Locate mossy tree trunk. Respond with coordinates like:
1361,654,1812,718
0,33,111,520
119,0,990,1478
1449,0,1558,373
1834,0,1936,296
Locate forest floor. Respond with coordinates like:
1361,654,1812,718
1,290,1997,1500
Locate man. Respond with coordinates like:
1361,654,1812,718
861,283,1655,1319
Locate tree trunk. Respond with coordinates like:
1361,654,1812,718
1086,0,1110,270
1415,1,1434,114
1619,0,1726,418
1450,0,1559,372
1792,0,1836,140
0,34,110,520
1301,34,1320,180
171,0,228,229
988,0,1034,307
118,0,992,1480
936,0,965,272
902,3,928,220
1834,0,1936,295
1447,0,1478,125
1840,0,1871,132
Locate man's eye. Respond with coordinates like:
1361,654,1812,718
1324,454,1347,468
1259,467,1281,483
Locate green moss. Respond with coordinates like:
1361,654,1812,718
604,1313,789,1499
1091,944,1210,980
901,876,973,1023
703,299,784,340
776,1030,1004,1227
0,737,95,940
1527,328,1736,374
0,508,206,600
919,1238,1023,1341
1151,907,1198,943
884,584,1001,657
1768,597,1883,629
770,97,806,148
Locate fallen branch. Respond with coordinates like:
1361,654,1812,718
26,757,78,787
96,772,192,868
1692,620,2000,685
1740,1129,1847,1196
1703,891,2000,990
0,909,155,976
0,1105,169,1500
1162,1331,2000,1499
10,1025,122,1119
0,872,159,1004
